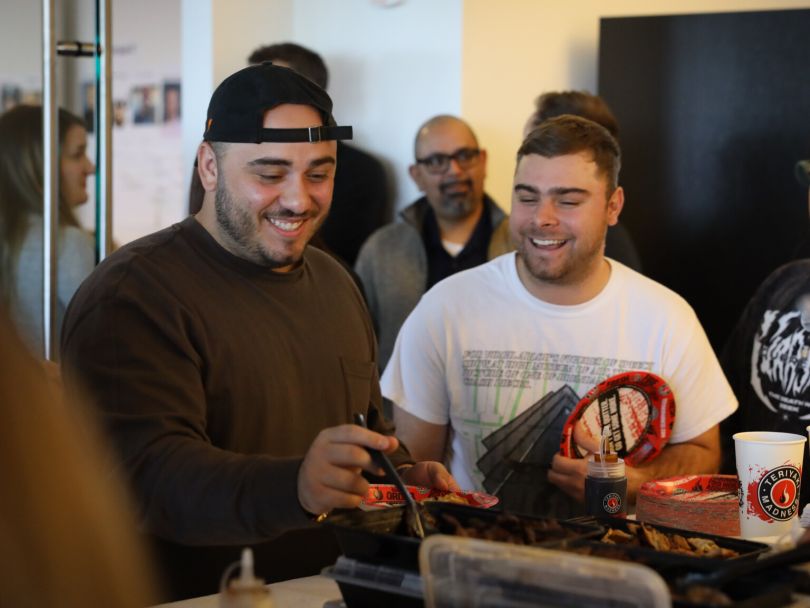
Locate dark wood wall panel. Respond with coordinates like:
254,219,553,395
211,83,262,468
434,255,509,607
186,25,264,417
599,9,810,350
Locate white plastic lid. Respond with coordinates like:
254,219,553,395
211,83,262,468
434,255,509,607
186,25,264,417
587,454,626,478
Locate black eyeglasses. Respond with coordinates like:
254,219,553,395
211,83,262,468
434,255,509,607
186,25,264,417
415,148,481,175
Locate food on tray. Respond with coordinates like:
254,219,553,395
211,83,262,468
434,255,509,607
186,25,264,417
686,538,739,559
429,492,468,505
565,543,636,562
601,522,739,558
436,512,576,545
566,542,736,605
601,528,636,544
403,504,436,538
396,510,579,545
677,584,733,606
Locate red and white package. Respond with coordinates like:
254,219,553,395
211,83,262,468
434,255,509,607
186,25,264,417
361,484,499,510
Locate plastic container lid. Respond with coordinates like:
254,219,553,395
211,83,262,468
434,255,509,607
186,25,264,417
322,555,423,599
419,534,671,608
587,434,626,478
587,454,626,479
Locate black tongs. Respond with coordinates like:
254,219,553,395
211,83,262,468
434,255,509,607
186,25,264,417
353,412,426,538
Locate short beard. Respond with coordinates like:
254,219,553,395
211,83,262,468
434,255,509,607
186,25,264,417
433,179,478,221
214,180,296,269
436,197,476,220
515,231,605,285
516,242,572,283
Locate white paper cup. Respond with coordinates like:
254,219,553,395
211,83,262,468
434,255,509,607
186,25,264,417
734,431,806,539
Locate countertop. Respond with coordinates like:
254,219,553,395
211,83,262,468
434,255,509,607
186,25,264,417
151,575,342,608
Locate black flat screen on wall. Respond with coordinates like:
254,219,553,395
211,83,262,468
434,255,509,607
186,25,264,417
599,8,810,351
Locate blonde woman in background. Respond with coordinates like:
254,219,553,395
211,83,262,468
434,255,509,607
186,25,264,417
0,312,158,607
0,104,95,355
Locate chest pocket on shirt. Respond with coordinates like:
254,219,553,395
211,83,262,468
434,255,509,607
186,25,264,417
340,357,375,420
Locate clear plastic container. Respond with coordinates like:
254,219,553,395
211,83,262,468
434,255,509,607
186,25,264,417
321,555,423,607
419,534,671,608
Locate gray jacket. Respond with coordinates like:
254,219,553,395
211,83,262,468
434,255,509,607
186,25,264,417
355,195,510,371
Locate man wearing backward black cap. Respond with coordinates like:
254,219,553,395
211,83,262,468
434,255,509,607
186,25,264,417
721,157,810,507
61,62,456,601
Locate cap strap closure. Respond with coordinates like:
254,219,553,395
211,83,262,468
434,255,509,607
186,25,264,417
258,125,353,143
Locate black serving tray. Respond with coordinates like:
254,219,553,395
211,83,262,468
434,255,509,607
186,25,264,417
325,502,603,573
560,517,802,607
322,556,423,608
565,516,770,570
673,572,797,608
557,540,798,607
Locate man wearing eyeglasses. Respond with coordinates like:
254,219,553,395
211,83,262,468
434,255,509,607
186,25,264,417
356,115,511,372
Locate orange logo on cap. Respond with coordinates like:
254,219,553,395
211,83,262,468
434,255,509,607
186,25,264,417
206,118,213,131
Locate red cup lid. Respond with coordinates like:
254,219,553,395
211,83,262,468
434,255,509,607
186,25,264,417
559,371,675,466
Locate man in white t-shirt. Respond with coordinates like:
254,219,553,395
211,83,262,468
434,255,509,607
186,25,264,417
383,115,737,518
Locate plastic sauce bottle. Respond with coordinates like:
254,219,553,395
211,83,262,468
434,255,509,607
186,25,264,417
219,548,274,608
584,436,627,518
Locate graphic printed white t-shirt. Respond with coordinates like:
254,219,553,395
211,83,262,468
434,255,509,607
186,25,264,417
382,253,737,515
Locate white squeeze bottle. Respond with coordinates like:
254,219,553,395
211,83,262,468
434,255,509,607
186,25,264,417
219,548,274,608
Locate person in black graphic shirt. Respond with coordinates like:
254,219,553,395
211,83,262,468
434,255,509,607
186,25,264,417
721,157,810,505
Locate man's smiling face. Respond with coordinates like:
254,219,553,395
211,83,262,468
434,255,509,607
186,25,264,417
205,104,336,270
510,151,623,291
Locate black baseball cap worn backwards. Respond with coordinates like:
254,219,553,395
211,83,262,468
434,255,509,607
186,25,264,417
203,61,352,144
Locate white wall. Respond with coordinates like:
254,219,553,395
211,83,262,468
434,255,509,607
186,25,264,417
181,0,462,213
463,0,810,211
182,0,294,178
290,0,463,210
181,0,214,182
212,0,294,86
0,0,40,88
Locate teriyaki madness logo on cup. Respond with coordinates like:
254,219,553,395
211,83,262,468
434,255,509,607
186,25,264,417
755,465,801,521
